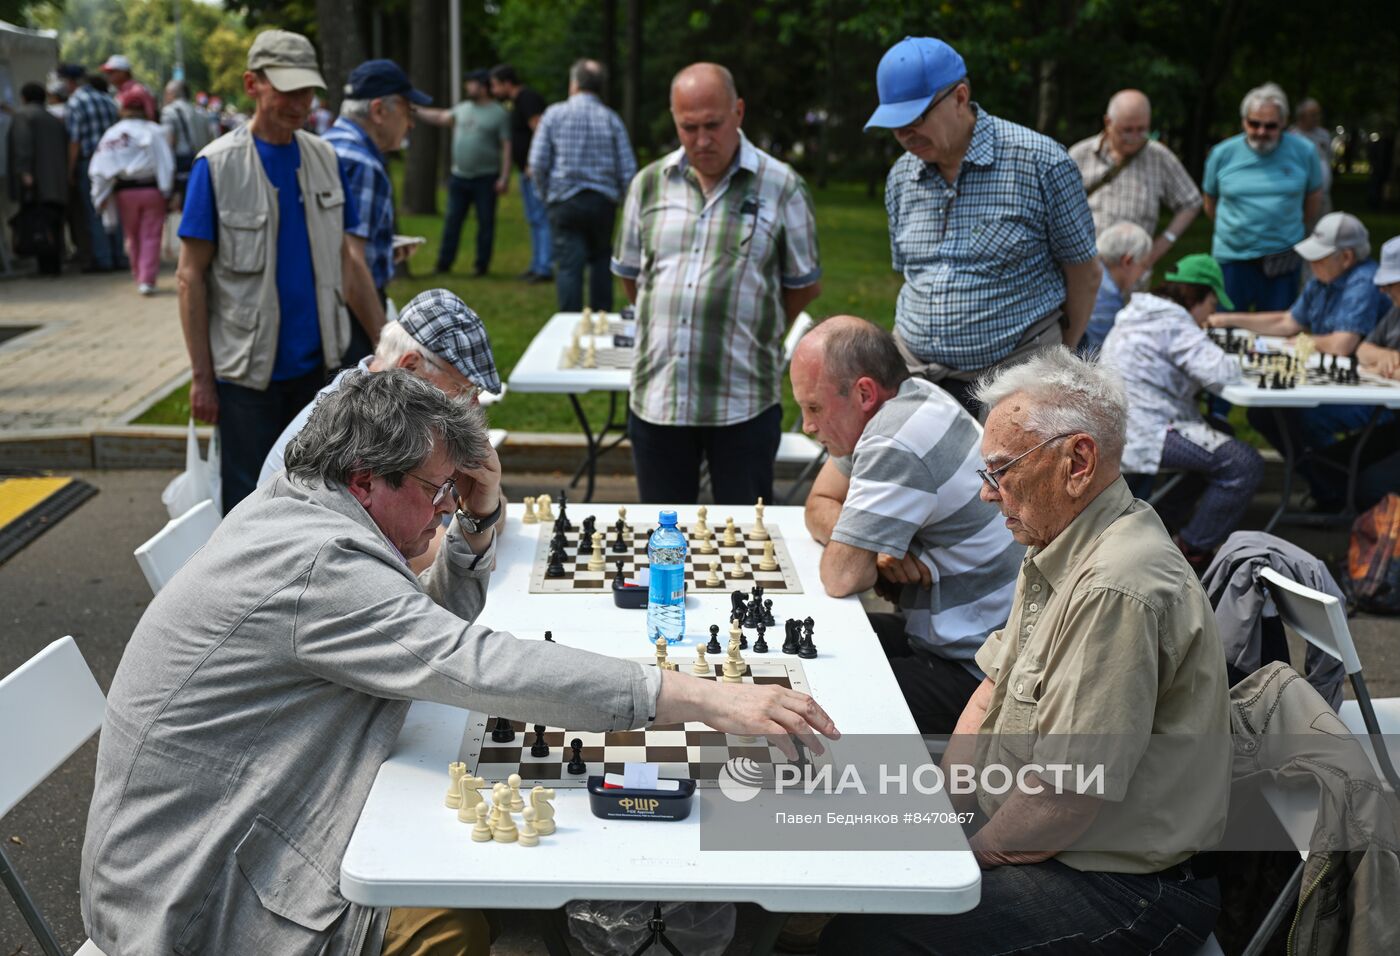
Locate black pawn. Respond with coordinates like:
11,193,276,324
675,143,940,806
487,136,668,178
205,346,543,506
739,631,749,650
781,619,800,655
491,716,515,743
613,559,626,585
566,737,587,775
546,548,566,578
798,629,818,659
612,521,628,553
707,624,722,655
544,630,555,642
753,624,768,654
803,616,815,638
763,599,776,627
530,724,550,757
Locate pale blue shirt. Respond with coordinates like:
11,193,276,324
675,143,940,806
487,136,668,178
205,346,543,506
1202,133,1323,262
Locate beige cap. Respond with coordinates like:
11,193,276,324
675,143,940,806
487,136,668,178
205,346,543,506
247,30,326,92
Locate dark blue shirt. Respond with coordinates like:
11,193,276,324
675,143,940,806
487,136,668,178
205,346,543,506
179,137,360,381
1290,259,1389,337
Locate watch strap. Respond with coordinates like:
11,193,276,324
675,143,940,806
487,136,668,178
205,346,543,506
457,499,504,534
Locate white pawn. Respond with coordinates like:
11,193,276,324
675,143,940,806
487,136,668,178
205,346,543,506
598,311,610,335
749,497,769,540
445,762,466,808
471,802,493,842
518,807,540,847
493,807,519,843
695,505,709,535
693,642,711,675
507,773,526,812
759,540,778,571
705,559,722,586
537,495,553,522
531,787,557,835
582,340,597,369
698,528,716,554
588,531,606,570
723,517,738,547
729,554,747,579
522,496,538,524
618,505,628,530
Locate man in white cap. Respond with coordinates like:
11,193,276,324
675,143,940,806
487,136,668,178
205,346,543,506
1212,212,1391,509
99,53,156,121
176,29,385,516
863,36,1100,415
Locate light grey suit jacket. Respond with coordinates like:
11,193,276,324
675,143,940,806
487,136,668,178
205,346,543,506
81,475,660,955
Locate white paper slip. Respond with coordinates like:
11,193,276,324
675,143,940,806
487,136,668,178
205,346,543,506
624,762,660,790
605,768,679,791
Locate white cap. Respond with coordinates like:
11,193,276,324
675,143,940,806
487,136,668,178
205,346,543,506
101,54,133,73
1374,236,1400,286
1294,212,1370,262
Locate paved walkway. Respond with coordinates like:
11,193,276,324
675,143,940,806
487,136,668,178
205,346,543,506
0,266,189,434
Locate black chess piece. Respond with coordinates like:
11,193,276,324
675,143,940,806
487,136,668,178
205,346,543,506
530,724,550,757
707,624,722,655
613,559,626,586
781,619,800,655
739,631,749,650
730,590,747,619
551,530,568,552
544,631,554,642
612,521,628,553
753,624,769,654
545,548,566,578
556,490,571,531
491,716,515,743
798,629,818,659
567,737,587,775
581,515,596,539
762,599,776,627
803,616,815,638
1257,374,1268,389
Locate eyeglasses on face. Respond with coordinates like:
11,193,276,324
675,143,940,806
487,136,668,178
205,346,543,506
977,433,1076,492
1245,118,1280,131
403,471,457,507
899,81,962,132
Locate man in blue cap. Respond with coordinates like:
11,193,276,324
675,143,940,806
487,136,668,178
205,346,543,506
326,59,430,365
865,37,1101,415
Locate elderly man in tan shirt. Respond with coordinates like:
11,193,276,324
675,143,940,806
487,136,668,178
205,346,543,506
819,347,1230,956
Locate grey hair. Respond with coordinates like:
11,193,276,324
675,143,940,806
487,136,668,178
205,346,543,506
340,96,398,121
820,320,910,393
284,369,489,487
374,320,449,369
972,348,1128,466
570,59,606,95
1097,221,1153,264
1240,82,1289,124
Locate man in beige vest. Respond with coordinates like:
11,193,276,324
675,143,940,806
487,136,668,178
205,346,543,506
176,29,384,514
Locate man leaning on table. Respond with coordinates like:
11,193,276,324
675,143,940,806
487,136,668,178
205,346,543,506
821,349,1228,956
81,370,838,956
612,62,822,505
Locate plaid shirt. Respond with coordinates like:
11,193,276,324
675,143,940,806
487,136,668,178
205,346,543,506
613,135,820,427
527,92,636,204
886,106,1097,371
65,84,118,158
1068,134,1202,237
324,117,394,289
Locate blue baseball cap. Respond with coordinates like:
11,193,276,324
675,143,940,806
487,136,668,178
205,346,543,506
864,37,967,131
344,59,432,106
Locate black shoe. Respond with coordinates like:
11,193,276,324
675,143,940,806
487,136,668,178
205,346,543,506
433,265,451,275
518,270,536,281
81,264,110,274
525,272,554,284
473,266,488,277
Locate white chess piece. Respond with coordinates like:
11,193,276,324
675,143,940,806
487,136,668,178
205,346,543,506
655,634,670,669
457,776,485,822
595,311,609,335
445,762,465,808
493,807,519,843
759,540,778,571
537,495,553,522
531,787,557,835
508,773,526,812
588,531,606,570
723,517,738,547
471,802,493,842
695,505,709,535
749,497,769,540
698,528,716,554
522,496,538,524
693,642,711,675
618,506,628,530
729,554,748,578
723,636,745,682
582,340,597,369
705,560,722,586
518,807,541,846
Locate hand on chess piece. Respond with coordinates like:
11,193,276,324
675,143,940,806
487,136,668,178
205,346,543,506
651,669,840,759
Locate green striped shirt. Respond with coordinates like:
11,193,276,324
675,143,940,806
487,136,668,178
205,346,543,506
612,134,820,426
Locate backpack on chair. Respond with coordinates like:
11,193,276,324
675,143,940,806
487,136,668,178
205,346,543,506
1346,493,1400,614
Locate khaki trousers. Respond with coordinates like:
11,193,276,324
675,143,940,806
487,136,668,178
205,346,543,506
381,907,495,955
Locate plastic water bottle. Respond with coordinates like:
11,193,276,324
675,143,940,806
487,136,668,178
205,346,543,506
646,510,687,645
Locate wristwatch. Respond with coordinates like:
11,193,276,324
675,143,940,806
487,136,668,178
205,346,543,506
457,499,504,535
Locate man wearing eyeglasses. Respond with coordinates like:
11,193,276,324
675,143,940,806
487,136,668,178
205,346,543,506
820,347,1228,955
793,317,1021,734
1202,82,1325,313
864,37,1100,416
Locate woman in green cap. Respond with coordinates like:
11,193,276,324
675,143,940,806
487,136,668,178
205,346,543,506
1101,253,1264,571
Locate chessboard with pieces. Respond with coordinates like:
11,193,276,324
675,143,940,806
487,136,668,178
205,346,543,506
459,654,825,789
557,308,635,369
526,497,803,594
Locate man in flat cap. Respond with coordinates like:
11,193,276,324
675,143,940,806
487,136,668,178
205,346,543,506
177,29,386,515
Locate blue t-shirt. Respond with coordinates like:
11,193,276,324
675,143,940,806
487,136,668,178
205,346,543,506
1290,259,1390,336
179,137,360,381
1202,132,1323,262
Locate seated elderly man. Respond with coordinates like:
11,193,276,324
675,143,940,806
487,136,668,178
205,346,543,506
794,316,1022,734
1211,211,1391,509
81,370,837,956
1081,221,1153,354
820,348,1228,956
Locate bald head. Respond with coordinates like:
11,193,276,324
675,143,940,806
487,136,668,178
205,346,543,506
1104,89,1151,157
1106,89,1150,123
790,317,908,458
669,62,744,186
670,62,737,109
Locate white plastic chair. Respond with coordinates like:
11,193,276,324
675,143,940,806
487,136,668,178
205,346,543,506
0,637,108,956
132,498,221,595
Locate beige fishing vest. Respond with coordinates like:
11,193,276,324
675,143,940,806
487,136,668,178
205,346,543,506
198,124,348,390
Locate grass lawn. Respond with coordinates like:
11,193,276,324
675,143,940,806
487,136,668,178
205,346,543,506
134,169,1398,442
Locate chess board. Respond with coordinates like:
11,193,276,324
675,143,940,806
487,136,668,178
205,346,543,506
528,520,803,594
557,343,634,370
460,658,824,788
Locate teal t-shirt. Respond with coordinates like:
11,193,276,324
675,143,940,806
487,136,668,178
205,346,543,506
450,100,510,179
1203,132,1323,262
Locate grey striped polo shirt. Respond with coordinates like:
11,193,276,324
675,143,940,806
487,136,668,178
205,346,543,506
832,378,1023,672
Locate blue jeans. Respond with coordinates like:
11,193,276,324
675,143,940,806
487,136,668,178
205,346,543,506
820,858,1219,956
436,174,498,273
520,174,552,277
548,190,616,312
1158,429,1265,551
1220,259,1300,313
215,368,325,515
75,161,128,269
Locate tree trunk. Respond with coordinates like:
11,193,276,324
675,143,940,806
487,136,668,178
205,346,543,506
404,0,442,215
623,0,642,139
1184,0,1246,181
602,0,617,106
315,0,365,113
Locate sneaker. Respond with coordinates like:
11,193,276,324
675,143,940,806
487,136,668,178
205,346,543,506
138,283,156,296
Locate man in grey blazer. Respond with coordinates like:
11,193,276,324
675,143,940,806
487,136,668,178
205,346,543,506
81,370,837,956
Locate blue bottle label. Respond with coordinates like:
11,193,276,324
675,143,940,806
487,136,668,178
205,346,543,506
649,564,685,603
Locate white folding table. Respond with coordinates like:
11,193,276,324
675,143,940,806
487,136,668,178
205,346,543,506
341,505,981,952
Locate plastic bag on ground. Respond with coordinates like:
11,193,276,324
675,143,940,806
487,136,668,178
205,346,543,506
565,900,735,956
